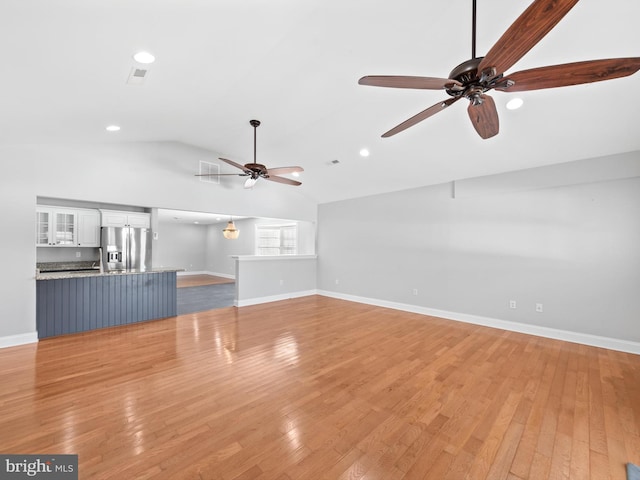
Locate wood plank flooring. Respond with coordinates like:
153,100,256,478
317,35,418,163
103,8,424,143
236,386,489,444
0,295,639,479
177,274,235,288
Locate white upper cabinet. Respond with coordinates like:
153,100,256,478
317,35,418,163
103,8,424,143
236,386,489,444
36,208,54,246
36,206,101,247
100,210,150,228
126,213,151,228
77,210,101,247
54,210,77,246
36,207,77,246
37,206,150,246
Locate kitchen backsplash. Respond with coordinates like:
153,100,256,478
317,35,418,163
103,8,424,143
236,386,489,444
36,247,100,264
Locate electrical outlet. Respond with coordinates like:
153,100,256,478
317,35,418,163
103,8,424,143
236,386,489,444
509,300,517,309
412,288,418,296
279,279,284,286
536,303,543,313
335,278,339,285
75,251,81,258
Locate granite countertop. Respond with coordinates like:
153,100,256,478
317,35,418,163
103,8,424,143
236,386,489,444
37,261,100,272
36,263,183,280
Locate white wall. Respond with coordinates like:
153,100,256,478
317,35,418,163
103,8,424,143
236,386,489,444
0,142,317,345
317,153,640,346
234,256,317,306
30,142,316,220
151,216,317,278
205,218,255,277
205,217,317,277
155,221,208,272
0,155,37,344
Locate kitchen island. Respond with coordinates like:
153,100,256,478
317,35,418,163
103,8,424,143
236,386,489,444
36,268,179,339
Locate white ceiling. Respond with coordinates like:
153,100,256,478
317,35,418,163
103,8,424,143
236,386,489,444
157,209,248,225
2,0,639,204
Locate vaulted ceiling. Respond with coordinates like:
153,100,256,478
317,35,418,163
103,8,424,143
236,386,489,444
2,0,639,203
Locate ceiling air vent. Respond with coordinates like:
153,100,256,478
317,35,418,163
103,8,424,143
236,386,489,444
126,67,148,85
199,160,220,184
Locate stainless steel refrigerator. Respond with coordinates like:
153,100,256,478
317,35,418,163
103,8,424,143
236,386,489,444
101,227,152,272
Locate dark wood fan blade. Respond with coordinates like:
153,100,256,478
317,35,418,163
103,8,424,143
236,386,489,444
478,0,580,77
498,58,640,92
218,157,250,173
266,166,304,176
467,95,499,139
264,175,302,186
359,75,461,90
382,97,461,138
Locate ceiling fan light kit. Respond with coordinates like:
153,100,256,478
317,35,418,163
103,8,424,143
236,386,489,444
359,0,640,139
195,119,304,188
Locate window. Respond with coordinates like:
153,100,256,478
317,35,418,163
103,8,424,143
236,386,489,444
255,224,297,256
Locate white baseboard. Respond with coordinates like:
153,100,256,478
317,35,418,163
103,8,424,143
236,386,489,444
235,290,316,307
176,270,204,276
177,270,235,280
316,290,640,356
7,291,637,354
0,332,38,349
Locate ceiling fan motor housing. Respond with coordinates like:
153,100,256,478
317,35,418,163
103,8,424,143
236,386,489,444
446,57,513,104
448,57,483,84
244,163,269,177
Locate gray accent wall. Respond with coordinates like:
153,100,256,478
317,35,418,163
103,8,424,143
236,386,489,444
317,153,640,343
36,272,177,338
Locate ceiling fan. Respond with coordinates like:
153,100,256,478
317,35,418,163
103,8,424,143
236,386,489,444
359,0,640,139
196,120,303,188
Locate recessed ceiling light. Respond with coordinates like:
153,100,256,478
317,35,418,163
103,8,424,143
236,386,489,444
359,148,370,157
105,125,121,132
194,221,199,224
292,172,300,177
133,51,155,64
506,97,524,110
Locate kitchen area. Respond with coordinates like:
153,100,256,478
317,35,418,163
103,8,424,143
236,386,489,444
35,202,179,339
0,141,318,350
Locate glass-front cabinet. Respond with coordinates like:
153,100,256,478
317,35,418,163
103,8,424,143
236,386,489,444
54,211,76,245
36,206,101,247
36,208,53,246
36,208,77,246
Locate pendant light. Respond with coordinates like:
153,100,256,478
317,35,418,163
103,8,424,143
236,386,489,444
222,218,239,240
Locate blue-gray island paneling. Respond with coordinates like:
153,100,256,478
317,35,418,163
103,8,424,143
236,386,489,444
36,271,177,338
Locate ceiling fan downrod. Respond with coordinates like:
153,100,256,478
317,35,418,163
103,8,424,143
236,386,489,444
471,0,477,59
250,119,260,164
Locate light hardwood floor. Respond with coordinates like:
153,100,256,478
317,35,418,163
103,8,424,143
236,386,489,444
177,274,235,288
0,296,638,479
